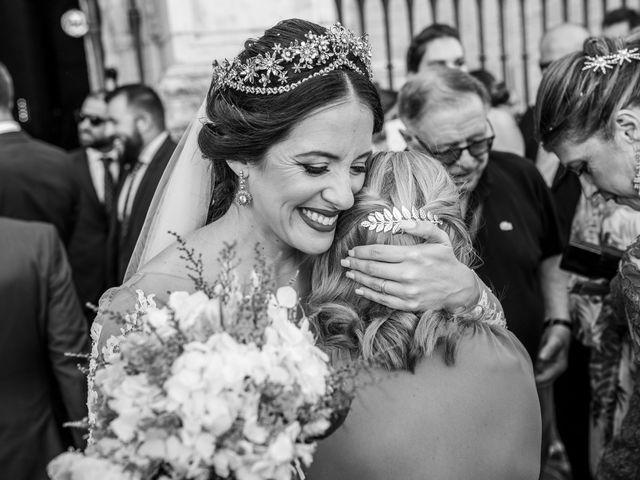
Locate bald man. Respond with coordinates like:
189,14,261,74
519,23,589,239
538,23,590,72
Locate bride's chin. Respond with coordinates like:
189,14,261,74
294,234,334,256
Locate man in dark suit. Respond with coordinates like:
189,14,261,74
0,217,89,480
106,84,176,281
0,62,80,245
105,84,176,281
68,91,118,319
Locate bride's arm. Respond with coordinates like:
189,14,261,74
342,219,503,316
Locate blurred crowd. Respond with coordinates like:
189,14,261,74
2,5,640,480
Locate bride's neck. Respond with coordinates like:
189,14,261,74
211,205,306,286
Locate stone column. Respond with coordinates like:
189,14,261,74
99,0,337,136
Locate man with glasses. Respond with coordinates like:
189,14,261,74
68,91,119,320
398,66,571,470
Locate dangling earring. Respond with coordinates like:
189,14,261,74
235,170,252,206
633,147,640,197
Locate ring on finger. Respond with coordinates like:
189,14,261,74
380,279,388,295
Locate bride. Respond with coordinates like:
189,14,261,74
93,18,500,353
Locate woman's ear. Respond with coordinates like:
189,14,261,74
135,112,151,134
225,160,249,178
615,108,640,144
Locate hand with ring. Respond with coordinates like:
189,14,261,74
342,219,487,313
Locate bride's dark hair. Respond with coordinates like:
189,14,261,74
308,151,478,371
198,18,384,223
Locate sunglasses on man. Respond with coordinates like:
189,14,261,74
401,121,495,166
74,110,107,127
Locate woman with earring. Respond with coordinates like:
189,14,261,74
537,34,640,479
93,19,502,361
306,151,541,480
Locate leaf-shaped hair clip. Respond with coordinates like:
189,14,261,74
360,206,443,234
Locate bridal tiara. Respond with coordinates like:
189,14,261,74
582,47,640,74
211,23,373,95
361,206,443,234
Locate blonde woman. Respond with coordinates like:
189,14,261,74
307,151,541,480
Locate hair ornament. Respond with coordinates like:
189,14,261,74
361,206,443,234
211,23,372,95
582,47,640,74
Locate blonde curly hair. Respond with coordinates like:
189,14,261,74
308,151,479,371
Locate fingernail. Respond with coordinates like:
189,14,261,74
340,258,350,268
345,270,355,280
398,220,417,229
347,249,354,256
355,288,364,296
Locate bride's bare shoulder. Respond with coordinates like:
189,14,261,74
138,224,223,278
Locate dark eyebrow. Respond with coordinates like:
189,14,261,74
294,150,372,161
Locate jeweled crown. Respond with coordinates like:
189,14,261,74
211,23,373,95
582,47,640,74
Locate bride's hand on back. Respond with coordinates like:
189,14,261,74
342,219,481,312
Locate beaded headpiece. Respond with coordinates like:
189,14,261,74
361,206,443,234
582,47,640,74
211,23,372,95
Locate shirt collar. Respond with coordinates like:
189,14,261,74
139,131,169,165
0,120,21,134
86,147,118,163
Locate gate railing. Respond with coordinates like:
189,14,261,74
334,0,635,107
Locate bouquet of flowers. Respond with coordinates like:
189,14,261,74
48,243,356,480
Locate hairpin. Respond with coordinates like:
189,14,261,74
212,23,372,95
582,47,640,74
361,206,443,234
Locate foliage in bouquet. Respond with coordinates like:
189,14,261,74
49,239,359,480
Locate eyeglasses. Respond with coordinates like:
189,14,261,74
74,111,107,127
402,121,495,166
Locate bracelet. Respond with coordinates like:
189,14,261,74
451,273,506,328
543,318,573,330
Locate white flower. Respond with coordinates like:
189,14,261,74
267,430,295,463
301,418,331,438
169,291,211,327
145,308,176,340
243,420,269,444
101,334,123,364
276,286,297,308
48,452,138,480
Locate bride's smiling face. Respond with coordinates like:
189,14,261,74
243,96,374,256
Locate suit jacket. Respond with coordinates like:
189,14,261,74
67,149,113,319
0,131,80,245
118,135,176,280
0,218,89,480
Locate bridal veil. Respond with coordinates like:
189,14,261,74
124,100,213,281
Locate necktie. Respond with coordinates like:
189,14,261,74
120,161,143,241
100,156,117,215
101,156,120,287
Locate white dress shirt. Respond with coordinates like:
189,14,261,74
117,131,169,221
0,120,21,134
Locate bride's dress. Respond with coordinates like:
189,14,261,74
91,271,196,355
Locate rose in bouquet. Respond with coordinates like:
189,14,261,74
49,243,355,480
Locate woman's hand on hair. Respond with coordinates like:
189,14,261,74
341,219,479,311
